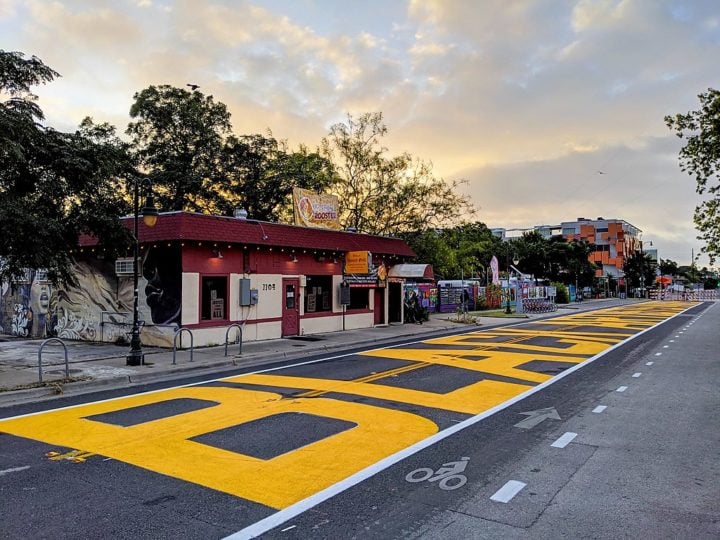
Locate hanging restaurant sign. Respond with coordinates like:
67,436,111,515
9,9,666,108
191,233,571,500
345,251,371,274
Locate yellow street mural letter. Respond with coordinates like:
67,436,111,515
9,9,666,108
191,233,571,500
0,386,437,509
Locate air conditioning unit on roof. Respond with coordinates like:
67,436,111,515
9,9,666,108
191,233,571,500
115,258,135,276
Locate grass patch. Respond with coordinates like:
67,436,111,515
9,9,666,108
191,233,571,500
0,376,92,394
472,309,528,318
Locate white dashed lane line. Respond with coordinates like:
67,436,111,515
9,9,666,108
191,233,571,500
592,405,607,413
617,386,628,392
655,352,662,356
490,480,527,503
646,362,654,366
551,432,577,448
632,372,642,378
0,466,30,476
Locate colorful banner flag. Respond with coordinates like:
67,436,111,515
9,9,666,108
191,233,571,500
293,188,341,230
490,255,500,285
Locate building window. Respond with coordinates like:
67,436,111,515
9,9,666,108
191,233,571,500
201,276,228,320
349,288,369,310
304,275,332,313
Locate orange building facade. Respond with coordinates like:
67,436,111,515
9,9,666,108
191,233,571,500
560,217,642,279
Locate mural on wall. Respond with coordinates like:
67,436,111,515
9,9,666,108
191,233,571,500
0,247,182,347
143,247,182,326
0,272,52,338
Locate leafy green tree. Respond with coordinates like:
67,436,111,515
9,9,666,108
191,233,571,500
221,135,336,222
402,223,501,280
665,88,720,264
127,85,232,213
623,250,656,295
127,86,336,221
322,112,474,235
659,258,678,276
0,50,130,285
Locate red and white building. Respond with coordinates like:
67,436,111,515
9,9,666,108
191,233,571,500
64,211,417,347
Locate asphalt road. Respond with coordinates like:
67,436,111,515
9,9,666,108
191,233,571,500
1,301,717,539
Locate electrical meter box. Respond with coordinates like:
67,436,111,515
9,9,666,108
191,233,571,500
239,278,253,306
250,288,259,305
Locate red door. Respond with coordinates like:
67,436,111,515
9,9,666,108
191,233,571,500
374,288,385,325
282,278,300,337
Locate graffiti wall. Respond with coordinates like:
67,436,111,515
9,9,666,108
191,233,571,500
0,248,182,347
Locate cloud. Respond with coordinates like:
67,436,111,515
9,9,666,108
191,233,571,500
3,0,719,266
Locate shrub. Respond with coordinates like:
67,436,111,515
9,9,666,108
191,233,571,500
553,282,569,304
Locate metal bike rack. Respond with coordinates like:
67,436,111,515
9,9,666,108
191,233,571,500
37,338,69,383
224,324,243,357
172,328,194,365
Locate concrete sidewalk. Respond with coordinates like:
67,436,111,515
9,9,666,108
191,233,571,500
0,299,621,408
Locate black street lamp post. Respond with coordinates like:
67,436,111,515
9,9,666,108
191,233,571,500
127,176,159,366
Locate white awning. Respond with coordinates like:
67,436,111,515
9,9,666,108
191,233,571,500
388,264,434,280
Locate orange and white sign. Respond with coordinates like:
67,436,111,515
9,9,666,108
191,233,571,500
293,188,341,230
345,251,371,274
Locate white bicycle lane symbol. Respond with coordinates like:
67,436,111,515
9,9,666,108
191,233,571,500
405,457,470,491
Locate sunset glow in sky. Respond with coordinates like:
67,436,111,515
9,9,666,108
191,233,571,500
3,0,719,266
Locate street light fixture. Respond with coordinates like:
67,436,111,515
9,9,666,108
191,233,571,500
505,253,519,314
126,176,159,366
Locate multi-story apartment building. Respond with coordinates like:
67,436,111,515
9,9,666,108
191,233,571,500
492,217,644,279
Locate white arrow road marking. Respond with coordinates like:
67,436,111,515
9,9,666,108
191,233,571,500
490,480,526,503
0,466,30,476
514,407,561,429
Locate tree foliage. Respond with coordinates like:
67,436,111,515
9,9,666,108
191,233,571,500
322,112,474,235
0,50,130,285
221,135,335,222
127,85,232,213
127,86,335,221
623,250,656,292
665,88,720,264
403,224,599,288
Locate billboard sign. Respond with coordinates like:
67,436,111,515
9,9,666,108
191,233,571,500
293,188,341,230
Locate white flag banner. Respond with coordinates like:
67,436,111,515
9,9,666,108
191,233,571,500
490,255,500,285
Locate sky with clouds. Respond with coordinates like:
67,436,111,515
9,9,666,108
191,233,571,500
2,0,718,266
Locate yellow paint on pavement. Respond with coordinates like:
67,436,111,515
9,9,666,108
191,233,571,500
0,386,437,509
0,300,694,509
234,373,532,415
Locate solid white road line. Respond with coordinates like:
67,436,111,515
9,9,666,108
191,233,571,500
0,466,30,476
617,386,628,392
551,432,577,448
646,362,654,366
632,372,642,378
592,405,607,413
490,480,527,503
